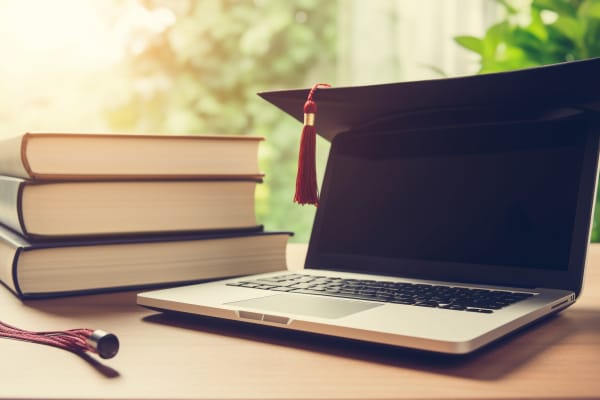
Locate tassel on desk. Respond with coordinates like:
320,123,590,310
0,320,119,359
294,83,331,206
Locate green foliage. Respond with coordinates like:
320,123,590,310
455,0,600,241
455,0,600,72
105,0,338,242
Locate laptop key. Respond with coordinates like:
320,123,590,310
390,298,416,305
440,304,466,311
289,283,314,289
238,283,262,288
415,301,438,308
466,308,494,314
270,287,296,292
256,277,292,283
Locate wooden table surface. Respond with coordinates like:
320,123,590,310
1,243,599,399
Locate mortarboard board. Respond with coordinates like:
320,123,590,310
258,57,600,205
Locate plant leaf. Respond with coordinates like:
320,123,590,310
528,8,550,40
584,19,600,57
579,0,600,19
552,15,585,43
454,35,484,54
532,0,578,17
482,21,512,59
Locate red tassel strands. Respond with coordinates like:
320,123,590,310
0,320,119,359
294,83,331,206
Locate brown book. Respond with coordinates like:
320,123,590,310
0,225,291,298
0,133,264,180
0,176,261,239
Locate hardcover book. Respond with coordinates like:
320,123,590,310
0,133,264,180
0,225,291,299
0,176,261,238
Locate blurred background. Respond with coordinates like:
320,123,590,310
0,0,598,242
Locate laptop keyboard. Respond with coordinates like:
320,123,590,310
226,273,535,314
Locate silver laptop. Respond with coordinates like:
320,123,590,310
138,62,600,354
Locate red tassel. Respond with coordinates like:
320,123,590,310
0,320,119,359
294,83,331,206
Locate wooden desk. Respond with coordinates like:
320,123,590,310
1,243,599,400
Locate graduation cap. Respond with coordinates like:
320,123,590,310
259,57,600,206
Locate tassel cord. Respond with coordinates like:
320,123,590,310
0,321,93,353
0,320,115,356
294,82,331,206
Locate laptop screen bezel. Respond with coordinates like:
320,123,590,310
305,114,599,296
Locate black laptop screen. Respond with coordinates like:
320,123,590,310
311,117,588,273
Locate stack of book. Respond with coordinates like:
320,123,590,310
0,133,290,299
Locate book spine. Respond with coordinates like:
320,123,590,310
13,133,264,181
0,178,27,236
0,135,31,179
0,234,24,298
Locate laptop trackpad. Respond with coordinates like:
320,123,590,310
226,294,382,319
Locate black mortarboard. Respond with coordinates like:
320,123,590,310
259,57,600,206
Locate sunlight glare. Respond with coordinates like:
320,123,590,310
0,0,179,135
0,0,120,69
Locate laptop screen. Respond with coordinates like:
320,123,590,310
308,114,595,288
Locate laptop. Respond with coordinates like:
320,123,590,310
138,58,600,354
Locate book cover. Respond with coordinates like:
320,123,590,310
0,133,264,180
0,226,291,299
0,176,262,238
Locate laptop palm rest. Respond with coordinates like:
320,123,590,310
226,294,382,319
